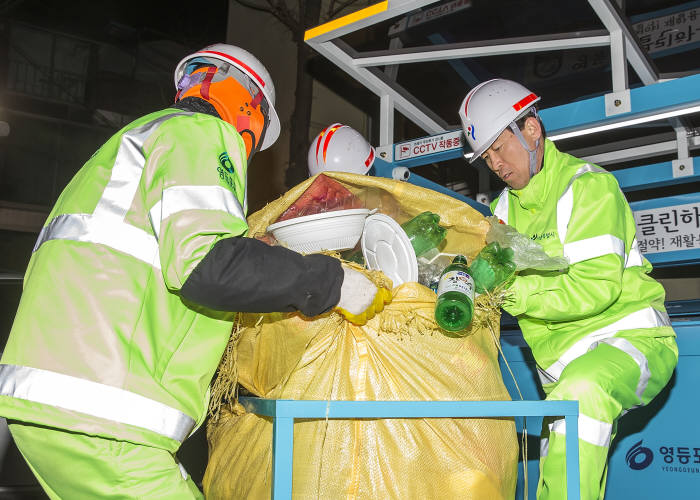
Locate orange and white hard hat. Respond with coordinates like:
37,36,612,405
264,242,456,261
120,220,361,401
458,79,540,163
308,123,375,176
174,43,280,153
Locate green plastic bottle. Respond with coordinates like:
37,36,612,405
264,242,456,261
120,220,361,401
434,255,475,336
470,241,517,293
401,211,447,257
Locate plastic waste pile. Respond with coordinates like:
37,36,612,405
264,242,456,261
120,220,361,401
263,174,568,336
264,173,454,291
264,174,476,334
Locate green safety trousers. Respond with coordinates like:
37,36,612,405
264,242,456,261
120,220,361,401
8,422,204,500
536,333,678,500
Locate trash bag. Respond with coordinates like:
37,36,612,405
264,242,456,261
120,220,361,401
485,215,569,272
275,173,364,222
203,172,518,500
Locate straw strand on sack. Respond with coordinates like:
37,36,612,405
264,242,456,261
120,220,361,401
208,314,246,421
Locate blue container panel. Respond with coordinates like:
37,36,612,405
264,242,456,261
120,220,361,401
499,320,700,500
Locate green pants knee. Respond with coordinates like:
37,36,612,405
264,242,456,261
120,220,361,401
537,335,677,500
8,422,204,500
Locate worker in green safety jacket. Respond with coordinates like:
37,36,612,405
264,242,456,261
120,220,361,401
0,43,390,500
458,79,678,500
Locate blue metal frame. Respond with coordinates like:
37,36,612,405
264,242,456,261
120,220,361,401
239,397,580,500
373,157,492,216
665,299,700,317
538,73,700,135
614,157,700,192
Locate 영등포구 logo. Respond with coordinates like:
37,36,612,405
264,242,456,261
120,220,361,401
626,439,653,470
218,152,235,174
216,151,239,194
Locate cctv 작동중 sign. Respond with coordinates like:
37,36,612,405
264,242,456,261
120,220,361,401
394,130,465,161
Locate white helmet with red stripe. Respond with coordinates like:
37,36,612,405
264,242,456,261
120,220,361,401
308,123,375,176
174,43,280,151
458,79,540,163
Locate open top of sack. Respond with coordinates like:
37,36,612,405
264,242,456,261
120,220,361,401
252,172,490,285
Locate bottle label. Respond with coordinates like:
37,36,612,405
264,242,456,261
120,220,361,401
437,270,474,300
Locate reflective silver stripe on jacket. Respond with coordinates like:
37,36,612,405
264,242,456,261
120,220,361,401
626,238,644,267
598,337,651,402
94,113,190,220
550,413,613,448
540,431,550,457
556,164,606,244
149,185,246,239
34,213,161,269
492,188,510,223
563,234,625,265
34,112,191,265
557,164,644,268
543,306,670,381
0,364,195,443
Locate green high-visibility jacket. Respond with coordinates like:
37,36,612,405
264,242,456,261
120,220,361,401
490,140,674,383
0,103,342,452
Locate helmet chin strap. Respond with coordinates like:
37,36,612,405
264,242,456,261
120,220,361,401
238,113,268,163
238,129,258,163
509,121,540,179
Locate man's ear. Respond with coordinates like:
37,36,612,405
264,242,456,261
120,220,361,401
523,116,542,143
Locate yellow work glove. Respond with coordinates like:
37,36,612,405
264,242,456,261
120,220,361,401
335,265,392,326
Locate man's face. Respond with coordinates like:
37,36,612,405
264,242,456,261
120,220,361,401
481,128,533,190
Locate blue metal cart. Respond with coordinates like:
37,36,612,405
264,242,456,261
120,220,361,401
240,397,580,500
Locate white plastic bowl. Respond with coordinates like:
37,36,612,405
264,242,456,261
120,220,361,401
266,208,371,254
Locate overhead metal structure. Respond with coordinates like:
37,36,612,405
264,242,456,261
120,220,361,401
305,0,698,167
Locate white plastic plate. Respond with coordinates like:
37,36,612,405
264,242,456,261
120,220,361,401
361,213,418,286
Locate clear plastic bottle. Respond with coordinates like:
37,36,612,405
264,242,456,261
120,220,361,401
434,255,475,336
401,211,447,257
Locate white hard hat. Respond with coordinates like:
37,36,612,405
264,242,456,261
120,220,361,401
308,123,375,176
174,43,281,151
458,79,540,163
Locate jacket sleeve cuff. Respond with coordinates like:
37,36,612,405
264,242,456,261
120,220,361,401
502,276,527,317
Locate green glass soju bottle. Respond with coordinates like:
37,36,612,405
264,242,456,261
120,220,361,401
434,255,475,336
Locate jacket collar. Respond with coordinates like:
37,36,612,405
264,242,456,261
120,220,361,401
510,139,558,211
171,97,221,118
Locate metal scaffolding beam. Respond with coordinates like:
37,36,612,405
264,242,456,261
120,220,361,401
352,31,610,67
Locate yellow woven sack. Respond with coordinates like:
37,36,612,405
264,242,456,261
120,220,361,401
204,172,518,500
